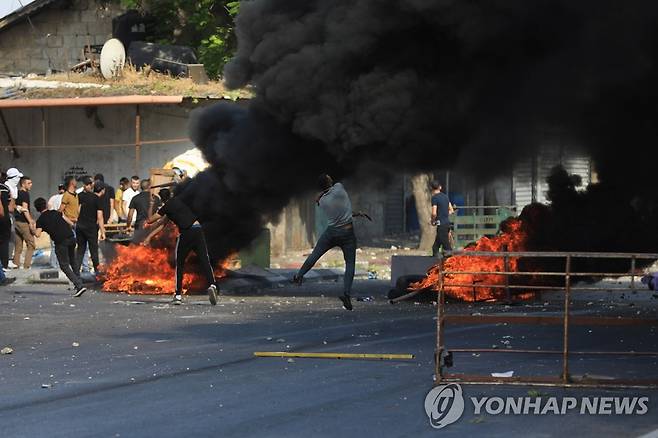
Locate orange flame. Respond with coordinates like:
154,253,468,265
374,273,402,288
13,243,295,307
411,218,532,301
101,224,229,295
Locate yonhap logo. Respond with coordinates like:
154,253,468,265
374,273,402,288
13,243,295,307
424,383,465,429
423,384,649,429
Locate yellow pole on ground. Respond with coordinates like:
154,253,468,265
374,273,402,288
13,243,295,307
254,352,414,360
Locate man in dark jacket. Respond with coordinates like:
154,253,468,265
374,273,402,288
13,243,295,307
31,197,86,297
75,177,106,274
143,189,217,306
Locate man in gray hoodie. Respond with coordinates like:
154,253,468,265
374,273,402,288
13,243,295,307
293,174,368,311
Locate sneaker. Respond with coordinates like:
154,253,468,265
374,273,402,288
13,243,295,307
291,274,303,286
339,295,353,311
0,277,16,286
207,284,218,306
73,286,87,297
171,294,182,305
7,261,18,269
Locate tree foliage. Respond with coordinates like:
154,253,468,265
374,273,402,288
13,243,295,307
119,0,240,79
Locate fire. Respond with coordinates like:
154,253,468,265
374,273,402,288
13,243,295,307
411,218,531,301
101,224,229,295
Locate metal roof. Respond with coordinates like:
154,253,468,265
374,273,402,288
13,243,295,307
0,0,59,32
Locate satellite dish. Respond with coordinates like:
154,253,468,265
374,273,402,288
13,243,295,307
100,38,126,79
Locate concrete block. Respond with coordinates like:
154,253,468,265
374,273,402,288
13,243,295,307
63,34,78,49
81,9,99,23
30,58,49,73
95,34,110,45
68,22,89,35
47,35,64,48
76,34,93,48
187,64,209,84
390,255,439,287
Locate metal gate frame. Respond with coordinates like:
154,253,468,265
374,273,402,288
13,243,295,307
434,251,658,388
451,205,517,249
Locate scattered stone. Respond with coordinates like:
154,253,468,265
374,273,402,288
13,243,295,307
276,338,285,343
1,347,13,354
287,358,295,363
72,342,80,347
41,384,52,389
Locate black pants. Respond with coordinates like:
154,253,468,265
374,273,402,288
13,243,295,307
298,225,357,296
432,224,452,256
76,224,99,273
175,226,215,294
55,236,83,290
0,217,11,268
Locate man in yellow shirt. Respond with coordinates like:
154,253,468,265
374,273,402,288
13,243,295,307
59,176,79,223
115,177,129,222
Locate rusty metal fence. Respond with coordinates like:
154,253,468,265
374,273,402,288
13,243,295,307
434,251,658,388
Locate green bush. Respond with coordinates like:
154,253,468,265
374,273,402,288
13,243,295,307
119,0,240,79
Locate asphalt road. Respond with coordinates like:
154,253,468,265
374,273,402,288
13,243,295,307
1,280,657,437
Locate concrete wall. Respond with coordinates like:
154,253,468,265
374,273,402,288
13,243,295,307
0,102,396,255
0,0,125,74
0,102,197,204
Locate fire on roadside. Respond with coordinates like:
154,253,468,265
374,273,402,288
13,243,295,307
101,224,230,295
410,218,534,301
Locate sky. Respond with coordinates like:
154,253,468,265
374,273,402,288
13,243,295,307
0,0,37,19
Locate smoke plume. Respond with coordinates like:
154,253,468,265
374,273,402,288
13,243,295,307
184,0,658,260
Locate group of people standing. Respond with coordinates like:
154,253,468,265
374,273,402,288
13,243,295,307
9,167,218,305
0,169,170,296
0,166,453,308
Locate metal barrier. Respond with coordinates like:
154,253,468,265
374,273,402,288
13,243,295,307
451,206,516,248
434,251,658,388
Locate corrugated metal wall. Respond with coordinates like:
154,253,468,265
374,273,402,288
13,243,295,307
384,174,405,234
513,146,591,210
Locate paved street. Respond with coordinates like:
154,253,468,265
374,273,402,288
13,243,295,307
1,280,657,437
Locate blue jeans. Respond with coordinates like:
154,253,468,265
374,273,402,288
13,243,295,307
298,225,357,296
49,239,59,269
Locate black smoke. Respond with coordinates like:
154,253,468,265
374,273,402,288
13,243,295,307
183,0,658,260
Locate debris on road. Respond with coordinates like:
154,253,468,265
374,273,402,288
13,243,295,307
491,371,514,378
1,347,14,354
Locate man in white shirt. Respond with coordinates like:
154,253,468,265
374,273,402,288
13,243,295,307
121,176,140,225
47,183,65,211
47,183,65,268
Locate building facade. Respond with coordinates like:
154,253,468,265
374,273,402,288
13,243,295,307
0,0,125,74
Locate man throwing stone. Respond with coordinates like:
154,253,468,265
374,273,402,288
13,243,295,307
31,197,86,297
293,174,370,311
